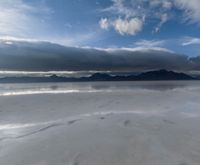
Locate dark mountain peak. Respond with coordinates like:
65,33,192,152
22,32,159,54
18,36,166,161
138,69,194,80
50,74,59,78
157,69,170,72
90,73,112,79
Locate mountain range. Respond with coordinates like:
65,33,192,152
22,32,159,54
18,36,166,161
0,69,197,83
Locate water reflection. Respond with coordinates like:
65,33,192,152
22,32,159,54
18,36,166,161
0,81,199,96
89,81,189,91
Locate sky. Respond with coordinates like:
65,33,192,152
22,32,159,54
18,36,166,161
0,0,200,72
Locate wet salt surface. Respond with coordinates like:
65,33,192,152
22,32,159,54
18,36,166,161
0,81,200,165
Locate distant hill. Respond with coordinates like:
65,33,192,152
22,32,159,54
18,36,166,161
0,69,196,83
136,69,195,80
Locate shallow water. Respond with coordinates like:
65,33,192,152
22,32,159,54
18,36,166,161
0,81,199,95
0,81,200,165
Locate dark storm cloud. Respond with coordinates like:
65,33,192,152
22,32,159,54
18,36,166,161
0,40,198,72
190,56,200,70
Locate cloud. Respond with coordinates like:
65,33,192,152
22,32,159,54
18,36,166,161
154,13,170,33
162,1,173,10
182,37,200,46
0,1,100,46
149,0,172,10
100,0,146,35
100,0,173,34
175,0,200,23
103,0,137,18
134,40,165,48
99,18,110,30
99,17,143,35
112,18,143,35
100,0,200,34
0,39,199,72
190,56,200,70
0,0,51,38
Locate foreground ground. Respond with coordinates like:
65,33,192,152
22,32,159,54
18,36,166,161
0,81,200,165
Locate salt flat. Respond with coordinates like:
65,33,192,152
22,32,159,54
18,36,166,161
0,81,200,165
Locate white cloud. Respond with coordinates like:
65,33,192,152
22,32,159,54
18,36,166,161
182,37,200,46
154,13,170,33
0,0,51,38
104,0,136,18
150,0,172,10
99,17,143,35
99,18,109,30
0,1,99,46
104,47,174,54
162,1,173,10
175,0,200,23
0,36,42,46
100,0,200,34
100,0,173,34
134,40,165,48
112,18,143,35
149,0,161,8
